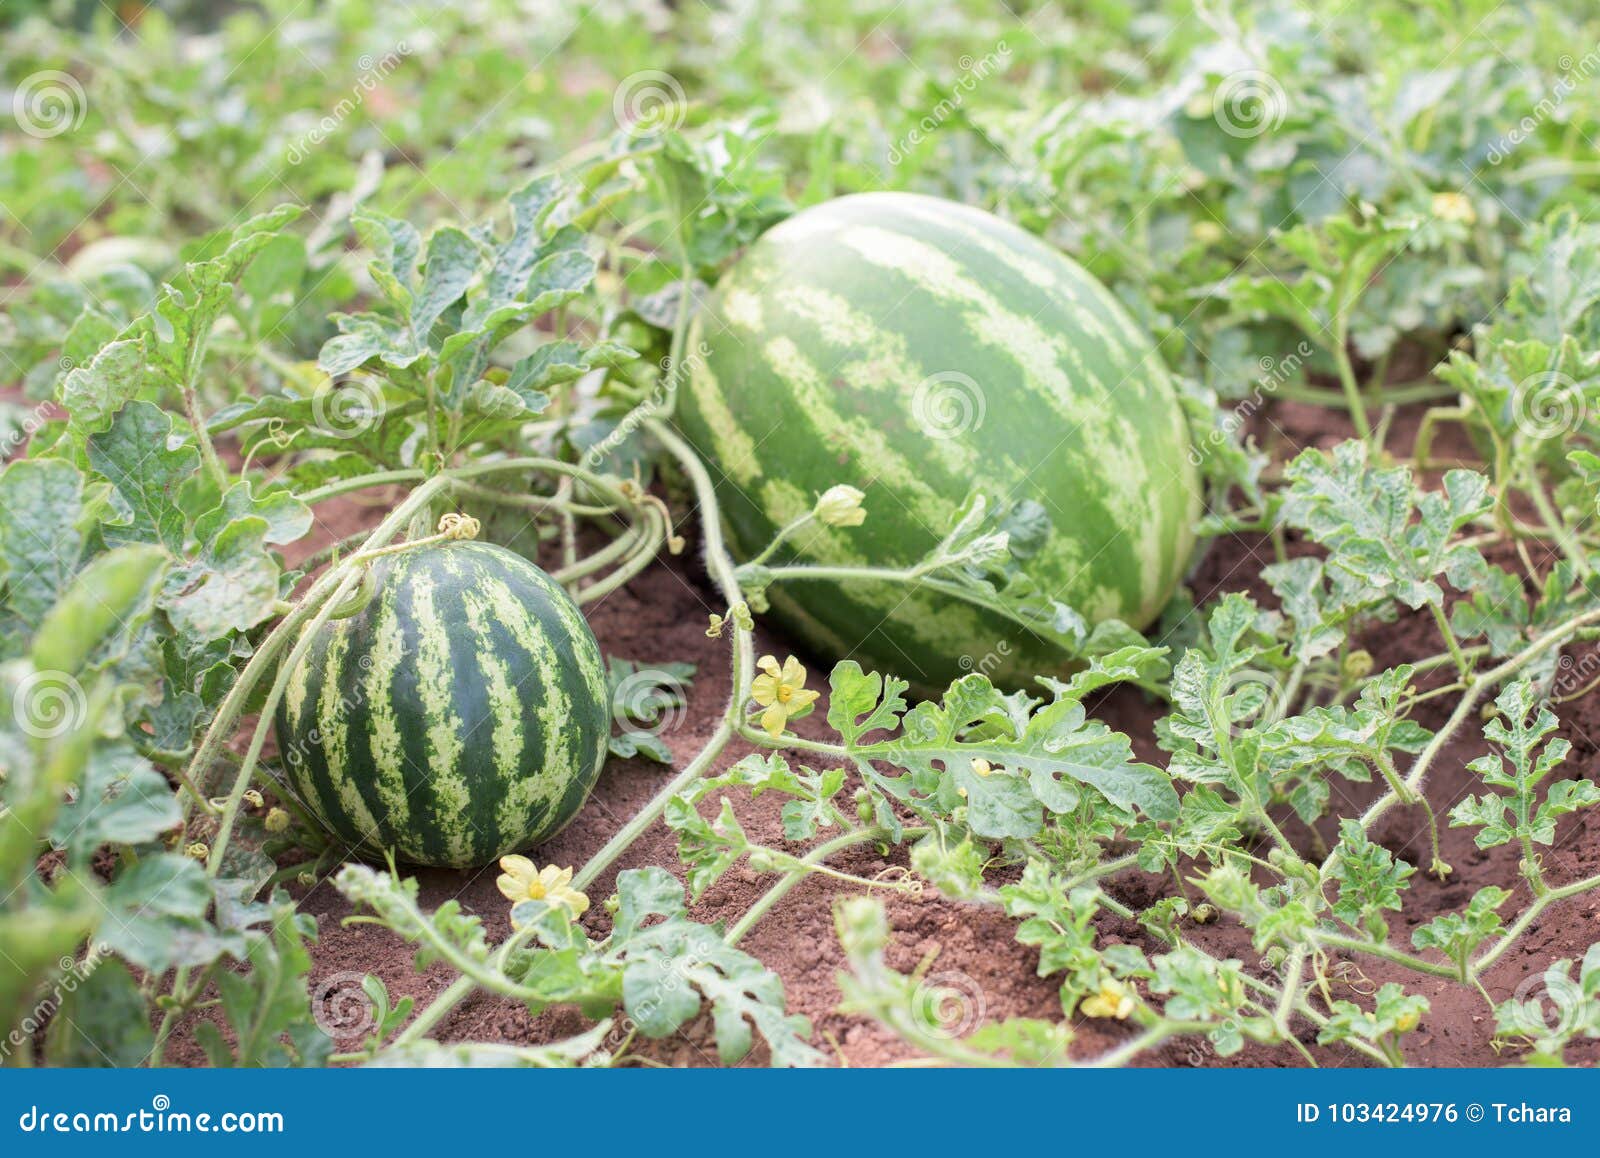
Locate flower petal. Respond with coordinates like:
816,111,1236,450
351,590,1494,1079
499,854,536,878
750,673,778,706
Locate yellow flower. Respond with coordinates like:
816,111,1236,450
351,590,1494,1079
496,857,589,919
264,807,291,834
1430,191,1476,225
1394,1008,1421,1034
814,485,867,527
1080,978,1137,1020
971,758,996,777
750,655,820,738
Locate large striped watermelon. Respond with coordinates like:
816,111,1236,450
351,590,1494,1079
677,192,1201,691
275,542,609,868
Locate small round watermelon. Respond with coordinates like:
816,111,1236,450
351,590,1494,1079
275,542,609,868
676,192,1201,691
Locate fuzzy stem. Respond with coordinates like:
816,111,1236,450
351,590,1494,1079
726,827,924,946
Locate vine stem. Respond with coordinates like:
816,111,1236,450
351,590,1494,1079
572,721,735,893
744,562,1073,646
574,505,668,605
1426,602,1472,680
1331,343,1373,442
1523,467,1589,575
1342,605,1600,848
206,565,364,872
1314,932,1459,978
726,826,926,946
1470,870,1600,976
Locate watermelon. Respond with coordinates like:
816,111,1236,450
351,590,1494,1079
676,192,1201,691
275,542,609,868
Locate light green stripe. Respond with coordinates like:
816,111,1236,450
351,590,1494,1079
459,586,536,841
404,570,471,866
684,316,762,487
362,572,412,835
316,623,382,841
762,335,962,531
479,572,579,805
771,284,980,480
833,223,1152,529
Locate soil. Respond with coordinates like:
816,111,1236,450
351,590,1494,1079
162,394,1600,1069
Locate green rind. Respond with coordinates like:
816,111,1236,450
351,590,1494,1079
677,192,1201,692
276,542,609,868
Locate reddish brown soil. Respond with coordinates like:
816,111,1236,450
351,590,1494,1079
164,395,1600,1068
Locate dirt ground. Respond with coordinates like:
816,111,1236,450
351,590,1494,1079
164,395,1600,1068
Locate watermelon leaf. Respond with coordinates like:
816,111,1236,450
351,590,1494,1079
837,666,1179,830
